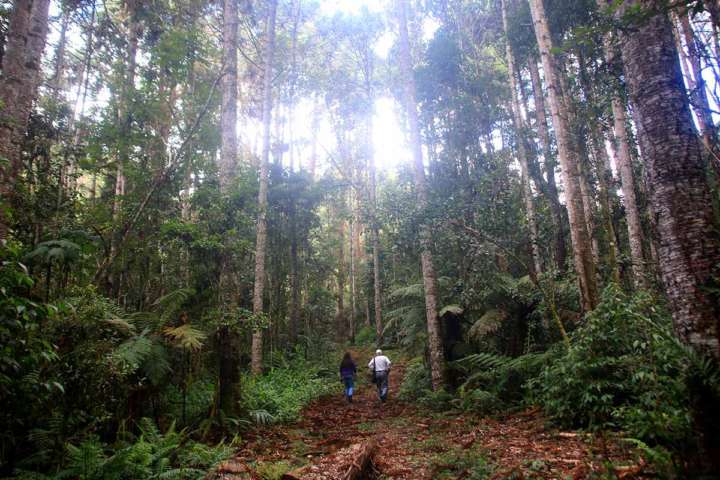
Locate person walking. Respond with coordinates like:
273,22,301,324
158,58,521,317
339,352,357,403
368,349,392,402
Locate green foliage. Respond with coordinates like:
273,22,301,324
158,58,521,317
531,286,693,449
33,419,233,480
241,358,339,423
455,351,553,407
428,446,492,480
353,326,376,346
254,460,292,480
0,245,62,471
398,358,453,410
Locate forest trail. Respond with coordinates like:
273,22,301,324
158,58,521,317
212,350,641,480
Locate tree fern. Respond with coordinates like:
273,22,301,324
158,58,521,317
163,324,206,351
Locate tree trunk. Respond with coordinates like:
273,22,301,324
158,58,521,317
336,216,347,340
619,0,720,357
502,0,542,277
618,1,720,471
251,0,277,374
595,7,647,286
397,0,446,390
576,57,621,284
0,0,51,239
51,8,70,100
368,114,383,340
219,0,238,187
528,0,599,312
349,189,358,343
289,203,300,345
108,0,138,294
673,10,720,173
528,57,567,272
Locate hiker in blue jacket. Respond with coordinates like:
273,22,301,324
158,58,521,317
339,352,357,403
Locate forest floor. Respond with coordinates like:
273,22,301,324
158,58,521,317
211,349,646,480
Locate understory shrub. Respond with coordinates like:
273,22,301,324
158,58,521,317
241,359,339,423
12,418,233,480
398,358,454,410
530,286,693,449
453,350,553,412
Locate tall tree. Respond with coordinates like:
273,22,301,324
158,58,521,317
617,1,720,357
220,0,238,187
594,3,647,286
617,0,720,467
0,0,51,239
528,0,599,312
527,57,567,272
252,0,278,374
397,0,445,390
502,0,542,276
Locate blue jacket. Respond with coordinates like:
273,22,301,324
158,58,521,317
340,361,356,378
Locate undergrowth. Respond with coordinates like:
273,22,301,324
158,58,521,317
241,358,340,423
11,419,234,480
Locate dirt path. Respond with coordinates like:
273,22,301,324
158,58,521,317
212,354,643,480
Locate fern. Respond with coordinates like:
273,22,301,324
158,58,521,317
153,288,195,326
110,335,153,375
248,409,275,425
163,324,206,351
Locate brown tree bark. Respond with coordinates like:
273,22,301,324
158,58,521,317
0,0,51,239
219,0,238,187
595,6,647,286
577,58,621,284
528,0,599,312
251,0,277,374
502,0,542,277
618,1,720,470
619,0,720,357
527,57,567,272
398,0,446,390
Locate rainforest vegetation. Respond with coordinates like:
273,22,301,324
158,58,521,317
1,0,720,478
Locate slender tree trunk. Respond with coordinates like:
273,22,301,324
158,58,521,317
219,0,238,186
618,1,720,471
502,0,542,277
595,7,647,286
251,0,277,374
0,0,51,239
528,0,599,312
528,56,567,272
336,215,347,340
673,10,720,172
398,0,446,390
51,9,70,100
349,195,357,344
108,0,138,293
289,204,300,344
576,58,621,284
216,0,240,412
367,114,383,339
73,1,96,121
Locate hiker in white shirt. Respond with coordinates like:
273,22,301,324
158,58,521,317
368,349,392,402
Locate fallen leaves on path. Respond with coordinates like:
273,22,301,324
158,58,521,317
211,359,646,480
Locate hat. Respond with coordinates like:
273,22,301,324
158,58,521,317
376,349,382,355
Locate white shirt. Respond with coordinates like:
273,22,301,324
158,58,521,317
368,355,391,372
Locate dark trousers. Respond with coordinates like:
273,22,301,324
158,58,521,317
375,370,389,401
